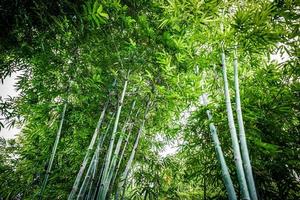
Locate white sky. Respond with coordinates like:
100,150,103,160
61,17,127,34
0,73,20,139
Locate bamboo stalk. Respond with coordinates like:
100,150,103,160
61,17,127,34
109,108,141,196
68,100,109,200
38,103,67,200
98,74,129,200
202,94,237,200
76,163,95,200
90,115,115,200
221,49,250,200
233,47,258,200
77,112,115,199
102,100,137,198
116,100,151,200
85,113,115,200
76,119,110,200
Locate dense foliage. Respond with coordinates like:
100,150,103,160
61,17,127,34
0,0,299,199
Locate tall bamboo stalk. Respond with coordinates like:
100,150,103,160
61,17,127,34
116,100,151,200
103,100,137,198
76,114,115,199
38,103,67,200
68,100,109,200
98,74,129,199
77,127,105,199
89,115,115,200
76,163,95,200
233,47,258,200
109,108,141,195
221,49,250,200
85,113,115,200
202,94,237,200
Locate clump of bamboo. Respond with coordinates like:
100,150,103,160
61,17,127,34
97,74,130,199
115,100,151,200
68,80,117,200
221,47,250,200
102,99,137,198
76,112,115,199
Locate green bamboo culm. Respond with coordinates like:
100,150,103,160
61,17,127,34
116,100,151,200
90,113,116,200
98,73,129,200
76,113,116,199
38,102,67,200
103,99,137,198
233,46,258,200
221,48,250,200
202,94,237,200
68,99,109,200
110,107,141,196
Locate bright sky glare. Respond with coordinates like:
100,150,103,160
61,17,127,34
0,73,20,139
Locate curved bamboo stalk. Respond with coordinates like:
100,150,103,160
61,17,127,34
202,94,237,200
221,49,250,200
38,103,67,200
233,47,258,200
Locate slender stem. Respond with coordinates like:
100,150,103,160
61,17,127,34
110,108,140,196
76,113,114,200
202,94,237,200
86,113,115,200
104,100,137,198
90,115,115,200
38,103,67,200
98,74,129,200
221,50,250,200
68,100,109,200
234,47,258,200
76,163,95,200
116,100,151,199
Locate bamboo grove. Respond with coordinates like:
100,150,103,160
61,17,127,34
0,0,299,199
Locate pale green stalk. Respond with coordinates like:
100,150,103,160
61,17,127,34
38,103,67,200
68,100,109,200
103,100,137,198
86,113,115,200
233,47,258,200
77,119,110,199
116,100,151,199
90,115,115,200
98,75,129,199
202,94,237,200
76,163,95,200
110,108,141,196
221,49,250,200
